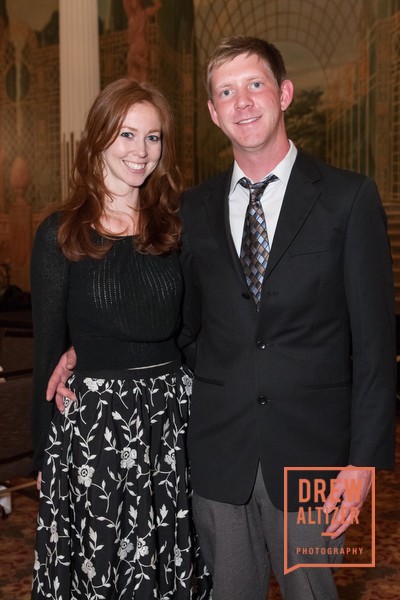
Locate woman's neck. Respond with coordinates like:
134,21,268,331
101,192,140,236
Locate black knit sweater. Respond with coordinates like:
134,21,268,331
30,212,183,470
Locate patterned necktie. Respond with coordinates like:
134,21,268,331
239,174,278,305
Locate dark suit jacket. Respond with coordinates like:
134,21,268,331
180,149,397,511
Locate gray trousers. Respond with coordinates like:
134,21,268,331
193,465,343,600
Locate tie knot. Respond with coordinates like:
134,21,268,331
239,174,278,203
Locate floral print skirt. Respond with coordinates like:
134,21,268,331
31,361,212,599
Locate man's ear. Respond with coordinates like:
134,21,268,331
280,79,294,111
207,99,220,128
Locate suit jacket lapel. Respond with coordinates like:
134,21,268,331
203,167,248,285
200,151,323,290
265,151,322,279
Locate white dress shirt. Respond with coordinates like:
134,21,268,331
228,140,298,256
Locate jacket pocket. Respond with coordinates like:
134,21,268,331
301,380,351,391
194,374,224,386
290,240,335,256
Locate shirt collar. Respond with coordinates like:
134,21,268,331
230,140,298,194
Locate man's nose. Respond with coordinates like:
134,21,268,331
235,89,253,109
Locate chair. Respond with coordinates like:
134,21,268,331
0,316,35,511
0,372,34,482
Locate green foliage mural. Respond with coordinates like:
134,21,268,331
286,88,327,162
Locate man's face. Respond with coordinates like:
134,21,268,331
207,53,293,159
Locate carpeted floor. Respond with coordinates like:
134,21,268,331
0,482,37,600
1,421,399,600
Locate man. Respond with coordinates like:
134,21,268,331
178,36,396,599
47,36,396,600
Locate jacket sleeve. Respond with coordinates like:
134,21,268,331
344,177,397,468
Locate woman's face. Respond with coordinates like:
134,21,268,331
103,101,162,195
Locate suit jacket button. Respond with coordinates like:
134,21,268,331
258,395,268,405
257,340,266,350
242,292,251,299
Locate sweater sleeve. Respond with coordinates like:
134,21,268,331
30,212,70,471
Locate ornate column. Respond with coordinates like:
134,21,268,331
59,0,100,200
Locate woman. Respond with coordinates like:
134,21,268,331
31,79,211,599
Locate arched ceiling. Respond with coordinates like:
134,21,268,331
193,0,365,75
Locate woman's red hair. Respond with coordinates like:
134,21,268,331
57,79,183,260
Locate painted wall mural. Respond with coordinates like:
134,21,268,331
0,0,399,292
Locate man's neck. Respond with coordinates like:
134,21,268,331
234,138,290,181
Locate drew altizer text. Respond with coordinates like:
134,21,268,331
283,467,376,573
296,505,360,526
297,478,361,526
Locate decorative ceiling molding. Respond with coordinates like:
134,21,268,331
193,0,364,72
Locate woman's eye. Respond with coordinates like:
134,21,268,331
121,131,133,139
147,134,160,142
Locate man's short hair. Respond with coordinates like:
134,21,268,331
205,35,288,100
